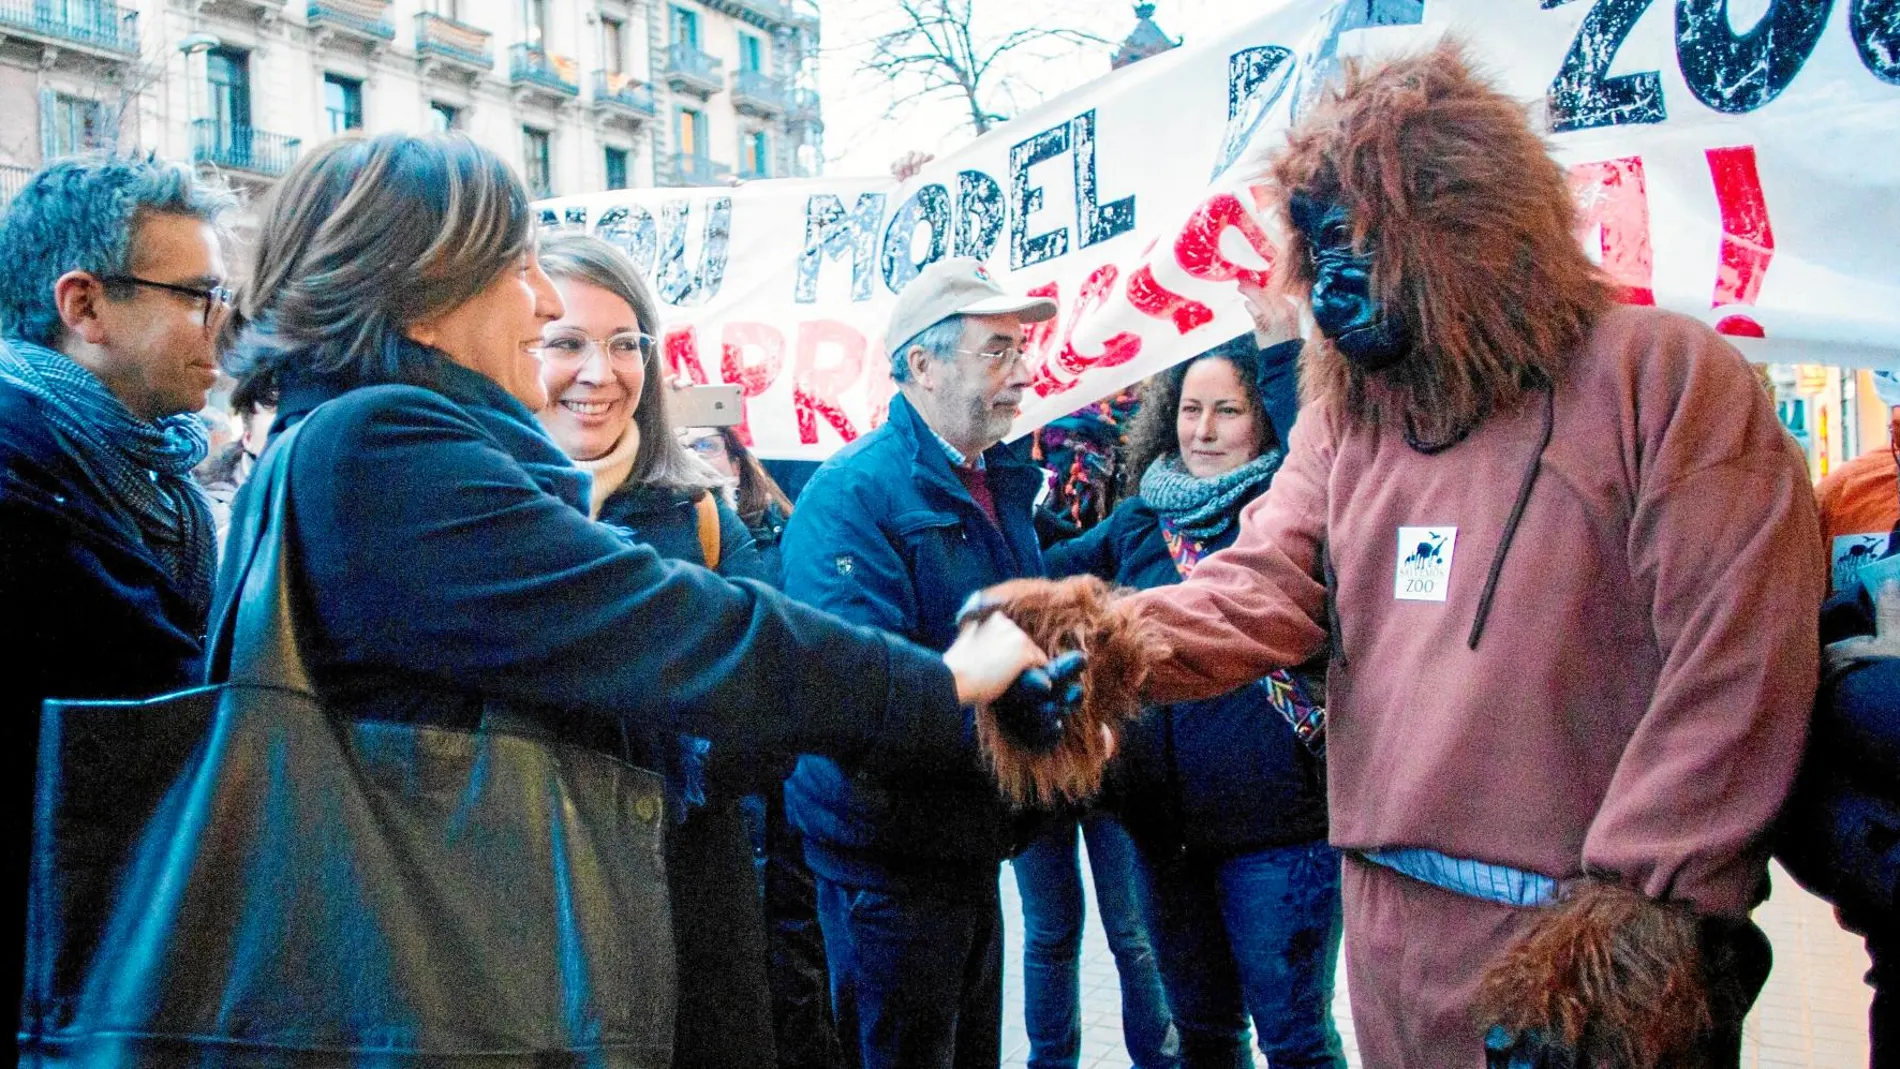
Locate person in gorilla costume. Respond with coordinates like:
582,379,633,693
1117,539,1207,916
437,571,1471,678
973,42,1825,1068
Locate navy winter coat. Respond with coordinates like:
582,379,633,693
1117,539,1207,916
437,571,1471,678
0,377,208,1051
252,347,968,789
1046,488,1328,858
780,394,1047,891
1777,586,1900,918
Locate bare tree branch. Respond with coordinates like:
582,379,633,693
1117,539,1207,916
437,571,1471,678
858,0,1112,139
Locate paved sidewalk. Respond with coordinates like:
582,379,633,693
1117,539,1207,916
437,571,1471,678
998,859,1871,1069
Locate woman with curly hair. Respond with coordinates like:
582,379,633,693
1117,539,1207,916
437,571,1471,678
1038,296,1341,1069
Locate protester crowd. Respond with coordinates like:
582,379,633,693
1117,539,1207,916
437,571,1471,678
0,43,1895,1069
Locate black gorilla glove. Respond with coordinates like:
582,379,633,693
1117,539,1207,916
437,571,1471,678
987,650,1086,754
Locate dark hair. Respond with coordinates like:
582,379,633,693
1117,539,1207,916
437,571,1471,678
1121,334,1280,494
0,154,233,347
717,426,794,525
223,133,531,395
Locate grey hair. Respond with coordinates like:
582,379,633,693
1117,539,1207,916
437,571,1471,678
889,314,965,384
0,154,234,347
538,232,725,497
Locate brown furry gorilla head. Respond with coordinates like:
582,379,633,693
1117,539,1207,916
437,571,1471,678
1264,40,1615,448
963,576,1170,807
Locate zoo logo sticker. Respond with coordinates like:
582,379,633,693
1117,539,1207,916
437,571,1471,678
1395,526,1457,603
1831,533,1892,592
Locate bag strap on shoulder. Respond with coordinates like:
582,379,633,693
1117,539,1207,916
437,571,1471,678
694,492,720,571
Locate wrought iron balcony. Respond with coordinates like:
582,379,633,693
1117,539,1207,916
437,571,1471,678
0,162,33,206
730,69,789,119
662,152,731,188
787,87,822,129
702,0,807,30
307,0,395,43
0,0,138,56
414,11,492,72
510,43,579,99
191,120,302,179
663,42,724,97
591,70,657,121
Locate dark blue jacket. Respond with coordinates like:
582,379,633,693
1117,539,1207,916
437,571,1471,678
1776,586,1900,918
0,376,208,1049
780,394,1046,891
1047,490,1328,858
247,348,968,789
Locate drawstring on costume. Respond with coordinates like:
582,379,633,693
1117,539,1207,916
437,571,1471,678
1467,375,1556,650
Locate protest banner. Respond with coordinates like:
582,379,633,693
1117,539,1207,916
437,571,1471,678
536,0,1900,460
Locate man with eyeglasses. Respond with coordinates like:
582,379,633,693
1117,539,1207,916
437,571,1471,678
0,155,233,1055
778,257,1061,1069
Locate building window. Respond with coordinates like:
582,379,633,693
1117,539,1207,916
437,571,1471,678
522,0,549,47
602,16,624,74
738,32,763,73
430,101,459,132
46,94,102,157
676,107,704,157
426,0,460,17
740,130,768,177
604,146,628,190
206,47,252,132
323,74,364,135
523,126,552,198
671,5,698,47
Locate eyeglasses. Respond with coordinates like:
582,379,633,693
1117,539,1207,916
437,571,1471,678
952,345,1030,372
97,274,234,326
683,433,729,458
536,330,656,367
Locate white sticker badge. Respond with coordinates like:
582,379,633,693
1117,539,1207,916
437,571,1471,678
1831,533,1892,592
1395,526,1457,602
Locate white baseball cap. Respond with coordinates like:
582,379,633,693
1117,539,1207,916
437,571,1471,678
884,257,1058,358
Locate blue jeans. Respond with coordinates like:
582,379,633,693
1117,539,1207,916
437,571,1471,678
815,874,1003,1069
1013,814,1178,1069
1132,839,1346,1069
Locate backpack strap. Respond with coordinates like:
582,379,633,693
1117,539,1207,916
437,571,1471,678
694,492,721,571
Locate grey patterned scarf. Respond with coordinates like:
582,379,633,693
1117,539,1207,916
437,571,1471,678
1138,449,1284,542
0,338,214,615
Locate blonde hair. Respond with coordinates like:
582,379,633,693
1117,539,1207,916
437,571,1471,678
537,232,724,497
223,132,531,396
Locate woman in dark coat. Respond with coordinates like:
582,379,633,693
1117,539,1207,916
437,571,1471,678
534,232,782,1067
213,132,1045,1067
1047,320,1345,1069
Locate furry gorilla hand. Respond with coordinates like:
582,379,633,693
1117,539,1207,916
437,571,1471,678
1475,880,1729,1069
956,576,1170,807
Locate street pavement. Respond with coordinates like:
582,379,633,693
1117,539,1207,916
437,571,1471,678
996,858,1872,1068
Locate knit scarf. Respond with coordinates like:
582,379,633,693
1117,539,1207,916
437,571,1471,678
570,422,642,519
1138,449,1284,542
0,338,214,615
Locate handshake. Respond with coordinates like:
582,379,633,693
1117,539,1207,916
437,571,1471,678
943,577,1170,807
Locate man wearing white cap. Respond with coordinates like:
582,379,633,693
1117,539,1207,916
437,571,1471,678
779,257,1059,1069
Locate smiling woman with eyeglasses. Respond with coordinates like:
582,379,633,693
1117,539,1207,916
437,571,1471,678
534,230,792,1067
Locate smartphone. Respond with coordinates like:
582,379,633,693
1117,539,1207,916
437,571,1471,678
667,383,744,428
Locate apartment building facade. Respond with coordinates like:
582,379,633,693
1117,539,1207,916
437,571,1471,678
0,0,823,203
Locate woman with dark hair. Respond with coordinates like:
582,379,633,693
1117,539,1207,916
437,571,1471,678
213,132,1045,1066
1044,299,1344,1069
680,424,794,583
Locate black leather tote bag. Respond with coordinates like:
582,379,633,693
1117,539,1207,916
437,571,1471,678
21,420,676,1067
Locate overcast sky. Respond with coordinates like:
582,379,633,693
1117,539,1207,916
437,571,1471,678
812,0,1237,177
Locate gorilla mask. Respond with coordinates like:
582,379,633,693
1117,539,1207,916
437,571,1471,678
1288,192,1410,372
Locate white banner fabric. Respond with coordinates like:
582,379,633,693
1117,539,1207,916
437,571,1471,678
536,0,1900,460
